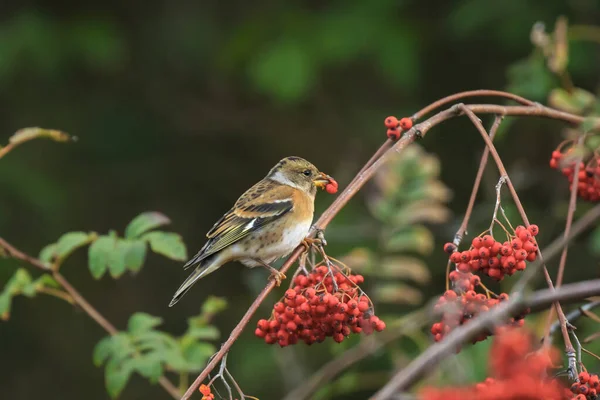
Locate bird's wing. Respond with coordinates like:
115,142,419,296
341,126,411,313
183,180,295,269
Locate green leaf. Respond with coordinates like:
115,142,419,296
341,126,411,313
105,358,135,398
548,87,596,115
39,243,58,265
135,353,163,382
108,239,129,278
88,235,116,279
185,326,220,341
55,231,93,259
128,313,163,335
0,291,11,320
182,342,215,370
142,231,187,261
94,336,114,366
124,240,146,273
33,274,59,289
125,212,171,239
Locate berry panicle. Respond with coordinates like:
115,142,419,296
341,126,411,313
550,142,600,202
255,262,384,347
432,224,539,345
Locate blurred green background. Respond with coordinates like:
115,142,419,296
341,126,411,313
1,1,600,399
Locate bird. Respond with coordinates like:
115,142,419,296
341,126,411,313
169,156,333,307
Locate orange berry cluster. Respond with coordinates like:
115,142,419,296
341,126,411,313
384,116,413,140
255,266,385,347
550,149,600,202
571,372,600,399
446,224,539,282
431,290,526,343
199,384,215,400
421,327,572,400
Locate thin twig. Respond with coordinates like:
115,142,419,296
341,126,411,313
455,115,503,245
549,301,600,337
413,90,535,120
0,237,181,399
543,134,586,348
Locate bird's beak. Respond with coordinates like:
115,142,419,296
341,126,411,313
313,172,331,190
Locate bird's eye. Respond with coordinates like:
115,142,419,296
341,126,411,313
302,169,312,177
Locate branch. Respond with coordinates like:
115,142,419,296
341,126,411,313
182,92,600,398
285,203,600,399
456,104,576,372
0,237,181,399
371,279,600,400
371,203,600,399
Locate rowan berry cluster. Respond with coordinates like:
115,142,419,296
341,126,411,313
384,115,414,140
570,371,600,399
550,147,600,202
431,290,526,343
421,327,573,400
255,265,385,347
446,224,539,282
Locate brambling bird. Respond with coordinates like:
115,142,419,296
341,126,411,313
169,156,333,306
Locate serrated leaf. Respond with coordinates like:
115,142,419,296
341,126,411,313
125,212,171,239
128,313,163,335
108,239,129,278
33,274,59,289
135,354,163,382
185,326,220,341
142,231,187,261
94,336,115,366
182,342,215,370
581,117,600,133
105,357,135,398
124,240,146,273
161,348,189,371
89,235,116,279
39,243,58,265
55,231,93,259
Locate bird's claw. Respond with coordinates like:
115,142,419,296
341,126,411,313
269,271,286,287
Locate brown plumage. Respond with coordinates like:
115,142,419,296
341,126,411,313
169,157,331,306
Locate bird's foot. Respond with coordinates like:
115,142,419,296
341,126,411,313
268,270,287,287
302,230,327,251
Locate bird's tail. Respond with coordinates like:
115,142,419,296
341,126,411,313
169,256,221,307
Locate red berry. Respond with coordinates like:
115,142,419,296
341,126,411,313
325,178,338,194
387,128,401,140
528,224,539,236
444,242,457,254
399,117,413,130
482,235,495,248
384,116,399,128
255,328,267,338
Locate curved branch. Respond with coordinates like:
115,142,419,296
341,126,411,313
182,94,600,398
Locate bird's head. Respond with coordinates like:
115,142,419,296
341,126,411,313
267,156,332,197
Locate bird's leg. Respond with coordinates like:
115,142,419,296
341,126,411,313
254,259,286,286
302,227,327,251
